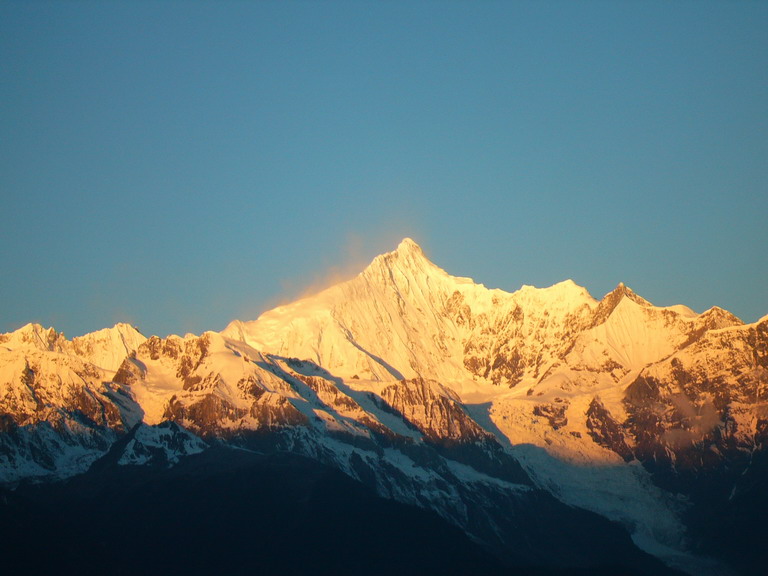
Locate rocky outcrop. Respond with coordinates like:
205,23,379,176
585,397,633,462
378,378,492,445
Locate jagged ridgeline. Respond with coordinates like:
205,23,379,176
1,238,766,576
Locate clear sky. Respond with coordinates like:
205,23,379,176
2,1,766,338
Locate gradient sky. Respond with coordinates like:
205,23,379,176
2,1,766,338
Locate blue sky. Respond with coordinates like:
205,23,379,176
2,1,766,337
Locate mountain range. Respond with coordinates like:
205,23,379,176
2,238,766,575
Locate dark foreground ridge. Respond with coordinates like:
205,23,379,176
0,446,683,576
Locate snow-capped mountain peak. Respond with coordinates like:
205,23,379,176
395,236,423,255
0,323,67,352
2,237,765,576
71,323,147,372
361,237,449,286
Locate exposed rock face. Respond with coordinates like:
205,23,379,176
112,332,312,436
612,319,768,493
585,397,633,462
533,399,569,431
378,378,493,444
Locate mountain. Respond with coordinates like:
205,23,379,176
0,323,146,483
2,238,765,575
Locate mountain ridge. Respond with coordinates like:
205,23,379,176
1,237,764,575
